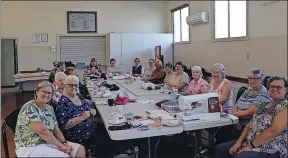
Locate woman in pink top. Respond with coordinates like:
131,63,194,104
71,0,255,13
185,66,209,95
208,63,233,114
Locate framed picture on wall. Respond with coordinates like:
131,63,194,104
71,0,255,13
67,11,97,33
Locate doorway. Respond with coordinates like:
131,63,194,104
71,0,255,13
1,39,19,87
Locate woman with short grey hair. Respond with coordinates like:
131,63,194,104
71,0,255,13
209,63,233,114
233,68,270,119
229,68,271,139
214,76,287,158
53,72,67,102
185,66,209,95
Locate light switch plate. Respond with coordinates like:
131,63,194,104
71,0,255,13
50,45,56,53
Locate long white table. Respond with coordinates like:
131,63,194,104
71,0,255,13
113,80,166,96
87,80,182,158
86,78,239,158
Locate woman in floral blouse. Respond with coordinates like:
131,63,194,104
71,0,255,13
214,76,287,158
14,81,85,157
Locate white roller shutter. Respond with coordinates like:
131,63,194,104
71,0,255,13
59,36,106,65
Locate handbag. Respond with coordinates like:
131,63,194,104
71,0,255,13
114,96,128,105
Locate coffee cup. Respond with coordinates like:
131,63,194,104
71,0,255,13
107,99,114,106
111,112,124,123
115,105,123,114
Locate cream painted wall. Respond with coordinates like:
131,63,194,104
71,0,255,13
168,1,287,78
2,1,168,71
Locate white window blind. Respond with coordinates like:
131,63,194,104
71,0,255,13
60,36,106,65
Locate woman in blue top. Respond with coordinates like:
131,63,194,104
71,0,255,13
55,75,97,144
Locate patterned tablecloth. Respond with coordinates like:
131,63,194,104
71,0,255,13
14,72,50,83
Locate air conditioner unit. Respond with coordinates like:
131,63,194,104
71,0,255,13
186,12,209,25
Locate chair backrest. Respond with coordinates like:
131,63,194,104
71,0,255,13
263,76,271,89
2,109,20,158
236,86,248,103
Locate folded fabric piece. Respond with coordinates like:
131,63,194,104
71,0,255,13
135,100,155,104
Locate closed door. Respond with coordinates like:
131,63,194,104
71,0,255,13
1,39,18,87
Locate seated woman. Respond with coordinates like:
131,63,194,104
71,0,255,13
132,58,144,77
209,63,233,114
48,67,61,83
57,62,66,72
53,61,59,68
53,72,67,102
142,59,156,80
64,67,76,76
107,58,120,74
232,69,271,133
55,75,118,156
164,62,173,84
55,75,97,143
144,60,164,84
14,81,85,157
214,76,287,158
84,58,101,76
166,62,189,92
185,66,208,95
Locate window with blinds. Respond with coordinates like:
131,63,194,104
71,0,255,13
59,36,106,65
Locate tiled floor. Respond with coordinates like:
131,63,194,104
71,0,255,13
1,92,200,158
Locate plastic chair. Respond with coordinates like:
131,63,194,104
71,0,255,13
236,86,248,102
2,109,20,158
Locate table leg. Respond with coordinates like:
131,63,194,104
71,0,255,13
19,82,23,92
148,137,151,158
154,137,161,158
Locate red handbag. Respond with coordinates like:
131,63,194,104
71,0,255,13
114,96,128,105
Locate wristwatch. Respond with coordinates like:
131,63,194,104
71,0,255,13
249,141,255,148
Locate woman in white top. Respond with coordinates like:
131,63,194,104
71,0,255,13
142,59,156,80
208,63,233,114
107,58,120,74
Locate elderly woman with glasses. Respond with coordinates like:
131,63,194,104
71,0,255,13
184,66,209,95
55,75,121,157
214,76,287,158
232,69,271,132
55,75,97,144
14,81,85,157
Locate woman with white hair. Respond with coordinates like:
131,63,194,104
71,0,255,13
53,72,67,102
55,75,97,144
14,81,85,157
55,75,123,157
185,66,209,95
209,63,233,114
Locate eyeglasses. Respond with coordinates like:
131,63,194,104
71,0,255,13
66,84,79,89
248,77,261,81
269,85,284,90
40,90,53,95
